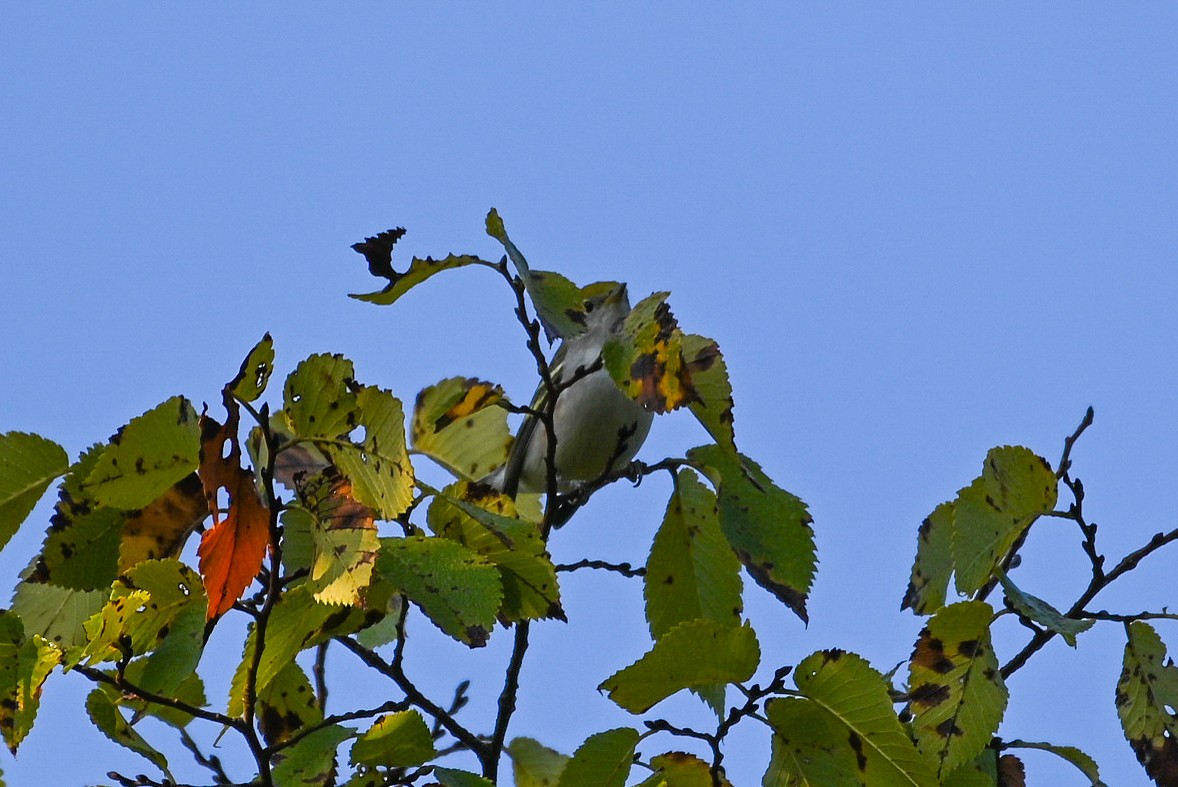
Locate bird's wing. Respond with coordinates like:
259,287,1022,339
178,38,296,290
501,340,569,498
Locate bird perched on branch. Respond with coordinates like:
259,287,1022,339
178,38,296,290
486,281,653,497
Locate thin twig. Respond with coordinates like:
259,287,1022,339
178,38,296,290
555,559,646,578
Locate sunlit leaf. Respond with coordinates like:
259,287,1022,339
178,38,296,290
902,501,954,616
1117,622,1178,785
351,249,485,306
80,559,206,667
427,481,562,622
375,536,501,647
645,469,742,640
83,396,201,510
998,573,1093,647
600,619,758,714
939,748,998,787
107,661,206,729
85,688,169,774
433,768,496,787
794,649,938,787
0,432,68,552
228,333,275,403
327,386,415,520
349,710,435,768
509,736,569,787
283,354,361,440
952,446,1057,595
412,377,510,481
555,727,640,787
0,613,60,754
688,445,815,622
296,470,379,607
908,601,1007,776
197,406,271,620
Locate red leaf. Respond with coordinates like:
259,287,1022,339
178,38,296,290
197,396,271,620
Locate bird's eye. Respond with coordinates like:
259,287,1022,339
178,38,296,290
584,301,595,313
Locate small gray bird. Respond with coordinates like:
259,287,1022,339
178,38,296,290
486,281,654,497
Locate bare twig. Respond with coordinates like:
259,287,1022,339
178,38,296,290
555,559,646,578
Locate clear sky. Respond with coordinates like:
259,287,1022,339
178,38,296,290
3,5,1177,786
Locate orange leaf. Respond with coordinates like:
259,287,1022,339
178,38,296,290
196,397,271,620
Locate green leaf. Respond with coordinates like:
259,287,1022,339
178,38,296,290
763,697,860,786
433,768,496,787
939,749,998,787
80,559,206,666
411,377,510,481
228,333,276,403
645,469,742,640
908,601,1007,776
271,724,353,787
375,535,501,647
1003,740,1105,786
351,253,485,306
328,386,415,521
687,445,816,622
509,736,570,787
602,291,694,414
281,507,315,580
555,727,640,787
38,507,125,591
794,649,938,787
998,573,1094,647
135,599,205,697
0,613,60,754
110,661,207,729
600,619,759,714
952,446,1057,594
284,354,361,439
1117,621,1178,784
258,661,321,747
902,501,954,615
10,580,106,655
86,687,170,774
0,432,68,551
350,710,435,768
427,481,562,622
681,334,736,453
486,208,586,342
83,396,201,510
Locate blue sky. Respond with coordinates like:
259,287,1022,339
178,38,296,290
3,5,1177,785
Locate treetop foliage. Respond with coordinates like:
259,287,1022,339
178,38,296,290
0,211,1174,785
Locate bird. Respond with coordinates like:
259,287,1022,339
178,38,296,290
485,281,654,498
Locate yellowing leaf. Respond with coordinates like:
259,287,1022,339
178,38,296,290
412,377,510,481
297,471,379,607
351,243,485,306
228,333,275,403
681,334,735,453
908,601,1007,776
258,660,320,747
603,292,694,414
952,446,1057,594
688,446,815,622
326,386,415,521
83,396,201,510
600,619,759,714
0,432,68,551
902,501,954,616
638,752,731,787
0,613,60,754
1118,622,1178,785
